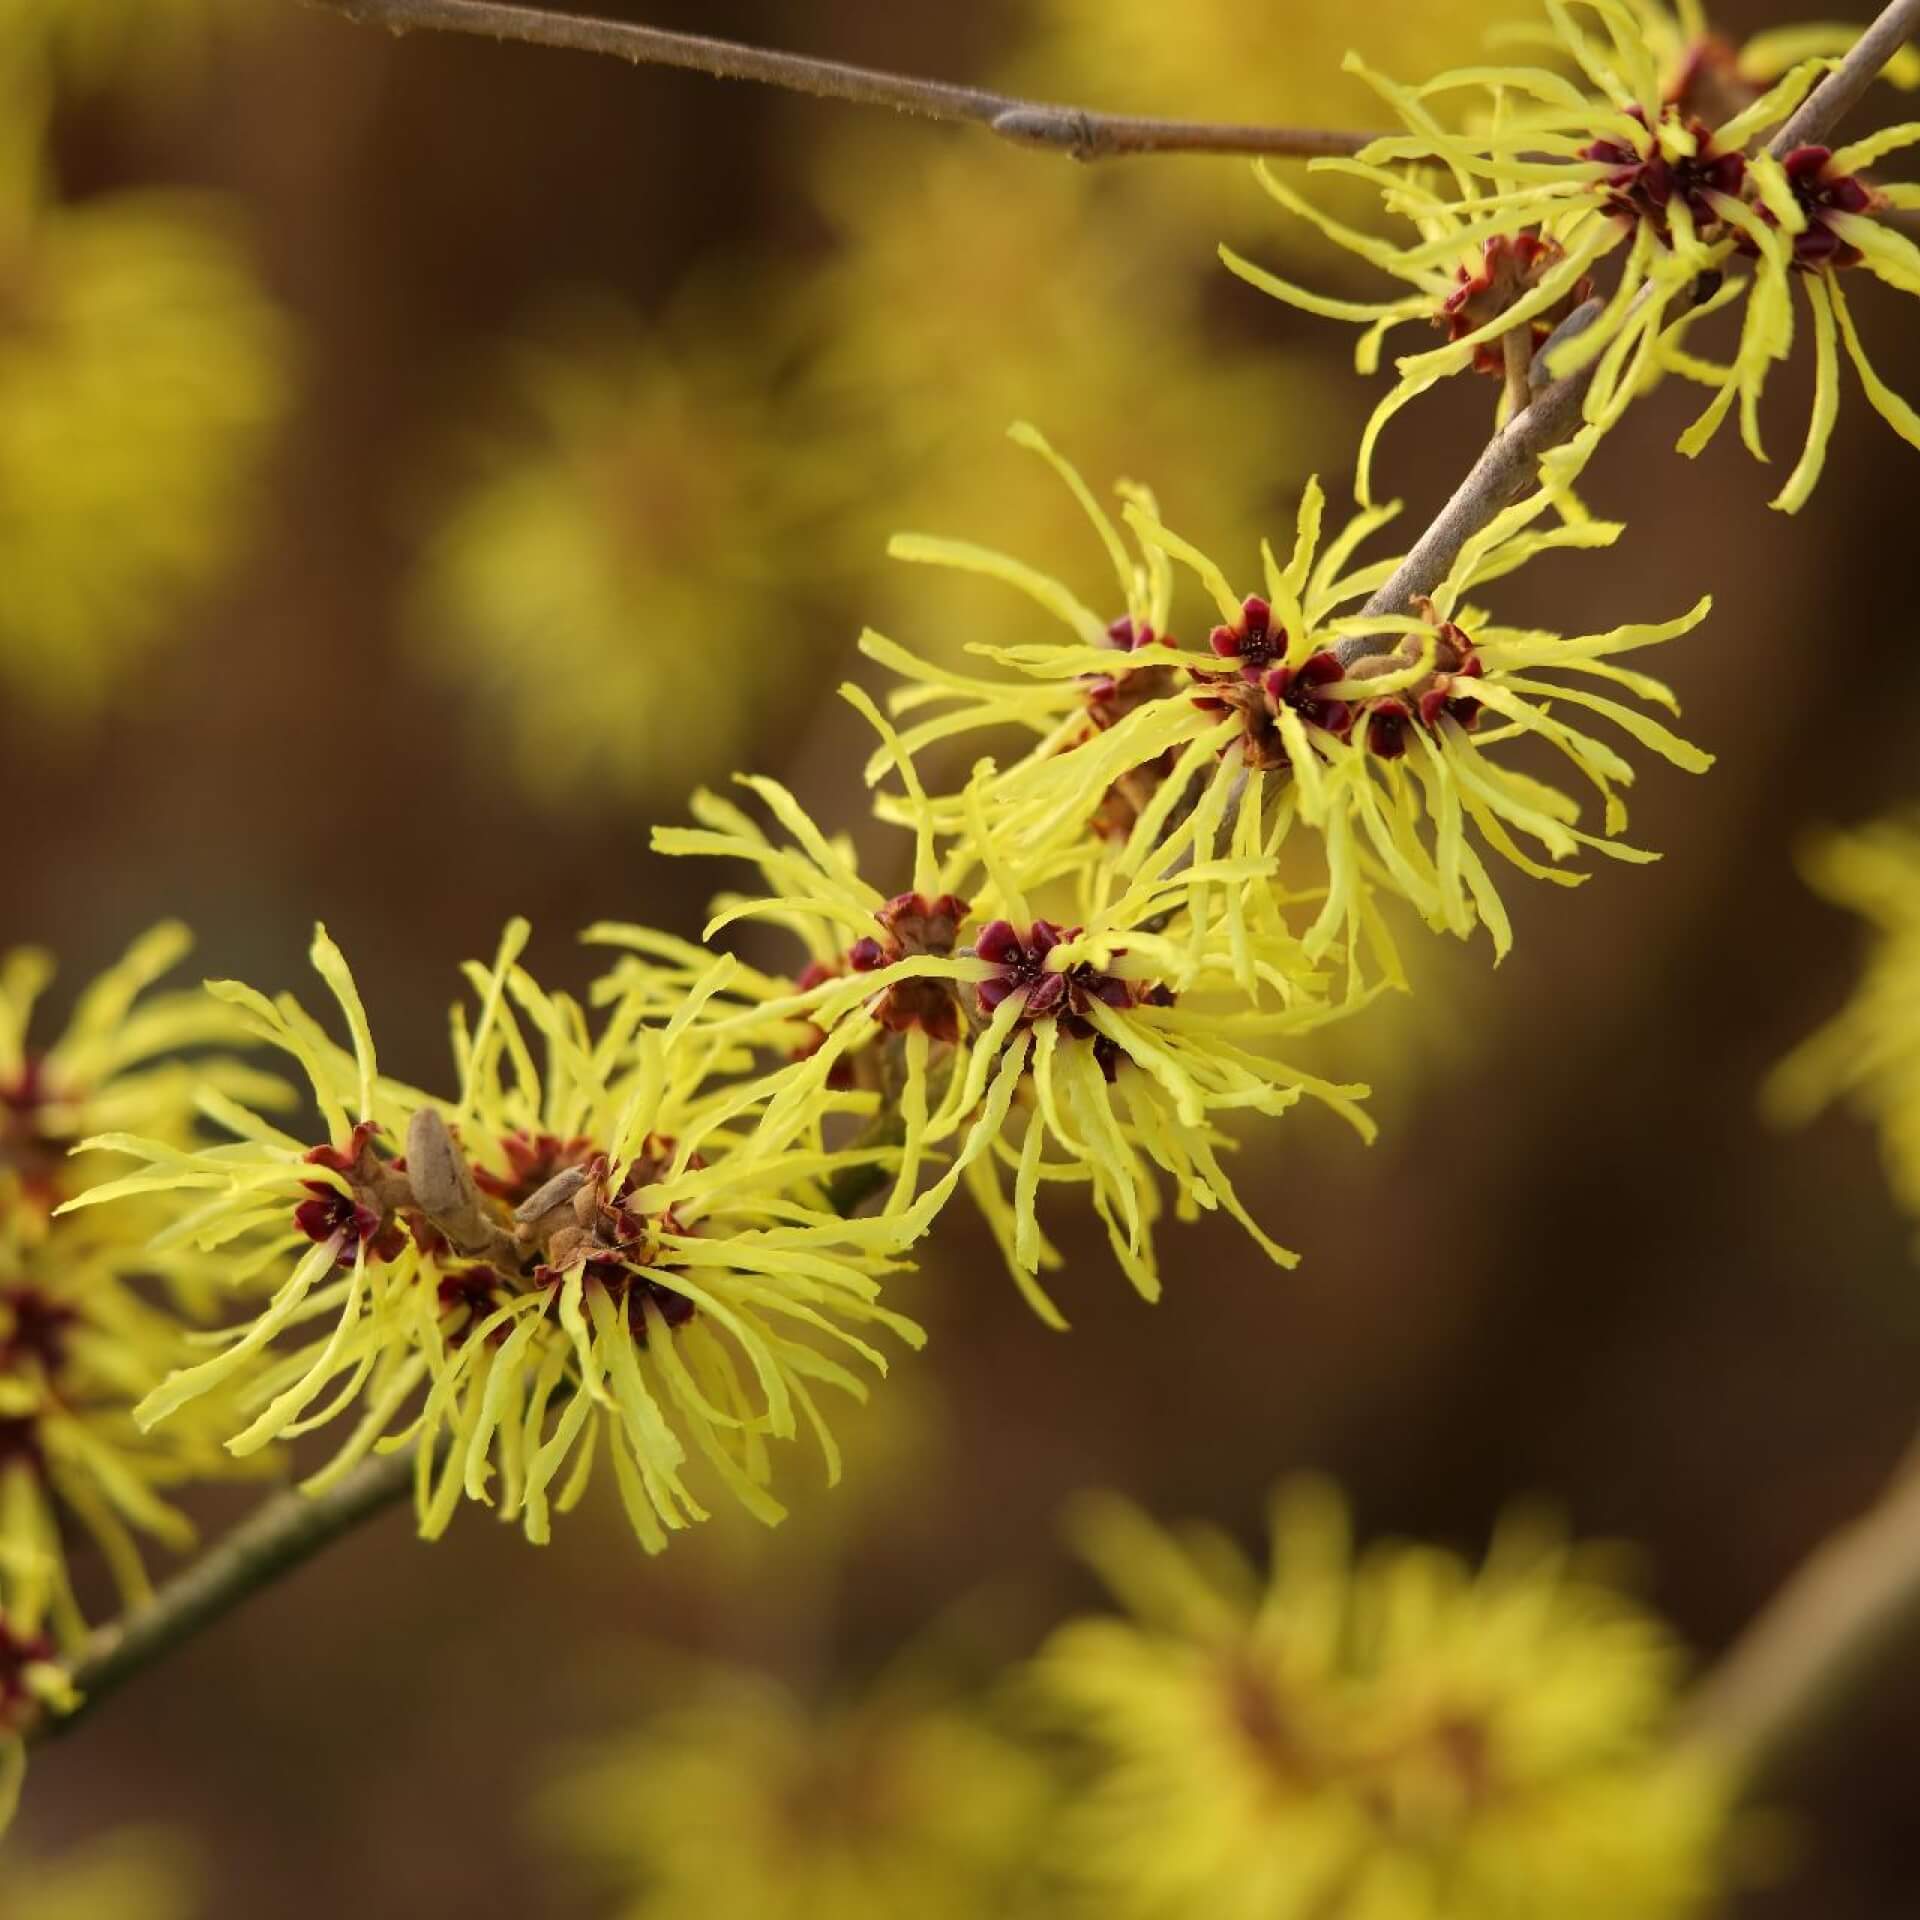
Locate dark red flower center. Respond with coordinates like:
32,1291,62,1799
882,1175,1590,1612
1583,110,1745,234
1775,145,1875,269
1438,230,1596,377
974,919,1136,1039
292,1121,409,1265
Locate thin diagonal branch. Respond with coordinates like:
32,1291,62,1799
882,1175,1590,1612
1337,0,1920,640
299,0,1381,161
31,1450,415,1744
1681,1452,1920,1796
1776,0,1920,150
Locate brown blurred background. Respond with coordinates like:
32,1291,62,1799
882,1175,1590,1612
6,0,1920,1913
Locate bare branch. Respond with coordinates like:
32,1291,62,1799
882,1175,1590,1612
299,0,1380,161
33,1450,415,1743
1682,1457,1920,1795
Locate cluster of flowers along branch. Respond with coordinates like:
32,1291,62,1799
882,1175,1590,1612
4,0,1920,1876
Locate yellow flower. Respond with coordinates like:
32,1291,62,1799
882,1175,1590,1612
16,0,256,92
868,429,1712,974
799,131,1331,654
406,290,825,814
0,1825,198,1920
1033,1480,1731,1920
640,709,1373,1323
0,922,279,1233
1562,0,1920,122
66,924,924,1553
1766,816,1920,1248
0,1211,265,1649
0,107,289,719
1228,0,1920,511
536,1660,1058,1920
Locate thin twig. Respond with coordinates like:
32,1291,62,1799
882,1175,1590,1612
31,1450,415,1744
1775,0,1920,150
300,0,1380,160
1681,1455,1920,1796
1335,0,1920,644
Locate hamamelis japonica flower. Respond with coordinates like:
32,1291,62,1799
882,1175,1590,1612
1230,0,1920,511
408,291,828,814
0,922,279,1234
1594,0,1920,118
65,925,923,1553
536,1660,1058,1920
1766,816,1920,1251
640,717,1373,1323
0,1209,267,1650
1032,1481,1730,1920
869,431,1712,976
0,99,289,719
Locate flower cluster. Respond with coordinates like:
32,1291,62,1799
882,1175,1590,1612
69,925,926,1552
1228,0,1920,511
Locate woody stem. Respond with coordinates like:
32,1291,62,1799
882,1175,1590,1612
299,0,1382,160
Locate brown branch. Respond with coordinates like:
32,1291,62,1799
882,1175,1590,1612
1681,1456,1920,1796
1334,0,1920,647
32,1449,415,1744
299,0,1380,160
1775,0,1920,151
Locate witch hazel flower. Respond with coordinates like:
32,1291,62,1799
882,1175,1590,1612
1228,0,1920,508
64,923,925,1555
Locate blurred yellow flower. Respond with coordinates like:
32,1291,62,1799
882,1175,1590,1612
408,292,830,813
1033,1480,1729,1920
0,1826,199,1920
1767,816,1920,1249
538,1661,1058,1920
0,129,290,720
800,132,1334,650
16,0,258,92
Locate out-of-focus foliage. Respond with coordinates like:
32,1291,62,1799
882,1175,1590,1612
1031,1480,1731,1920
1769,816,1920,1248
0,93,290,722
537,1661,1059,1920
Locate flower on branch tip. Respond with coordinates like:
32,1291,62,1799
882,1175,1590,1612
1766,815,1920,1251
1225,0,1920,512
63,922,925,1555
1031,1479,1732,1920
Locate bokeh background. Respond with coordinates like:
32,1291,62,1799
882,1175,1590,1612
5,0,1920,1912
